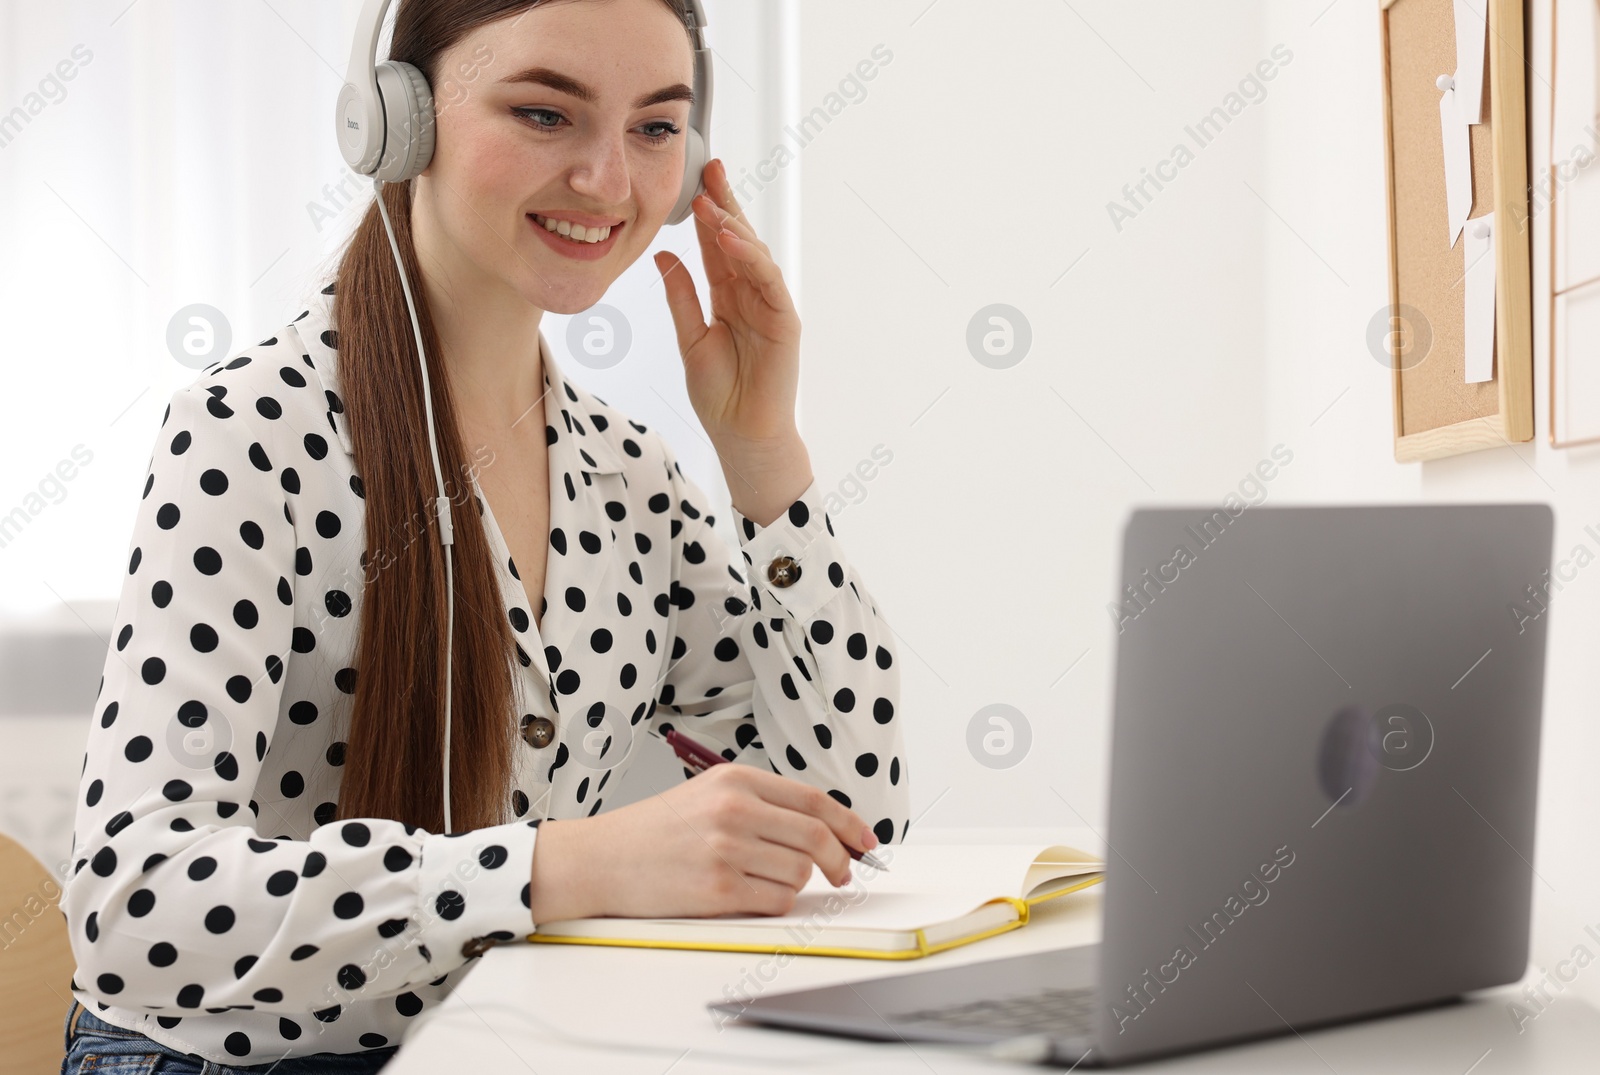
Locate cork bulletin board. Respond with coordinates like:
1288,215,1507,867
1380,0,1534,461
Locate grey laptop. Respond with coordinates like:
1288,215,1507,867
708,504,1554,1067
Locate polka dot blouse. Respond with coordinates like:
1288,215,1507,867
59,281,911,1065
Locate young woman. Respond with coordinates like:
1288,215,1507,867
59,0,908,1069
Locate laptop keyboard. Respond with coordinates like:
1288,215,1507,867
891,986,1097,1036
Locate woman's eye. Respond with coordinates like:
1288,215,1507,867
511,108,680,146
639,122,681,146
512,107,564,131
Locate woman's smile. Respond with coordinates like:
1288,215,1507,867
528,211,625,261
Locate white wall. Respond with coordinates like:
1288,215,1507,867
797,0,1274,833
1259,0,1600,1007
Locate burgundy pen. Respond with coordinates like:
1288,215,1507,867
663,728,889,872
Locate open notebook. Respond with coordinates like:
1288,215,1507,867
524,842,1105,960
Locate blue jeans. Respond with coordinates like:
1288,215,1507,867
60,1000,399,1074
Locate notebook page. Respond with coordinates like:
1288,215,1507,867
640,843,1086,934
1023,844,1104,897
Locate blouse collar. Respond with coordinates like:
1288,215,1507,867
290,282,627,478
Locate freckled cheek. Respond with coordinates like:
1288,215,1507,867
633,149,687,222
439,122,541,194
470,137,548,196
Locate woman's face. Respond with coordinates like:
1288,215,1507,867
416,0,694,314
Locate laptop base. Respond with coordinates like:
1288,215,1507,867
708,943,1100,1066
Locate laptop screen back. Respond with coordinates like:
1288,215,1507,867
1094,503,1552,1065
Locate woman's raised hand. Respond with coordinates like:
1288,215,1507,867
653,158,803,448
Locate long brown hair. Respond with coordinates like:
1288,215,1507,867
331,0,690,833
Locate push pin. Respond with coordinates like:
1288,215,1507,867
1472,219,1491,240
1436,74,1455,92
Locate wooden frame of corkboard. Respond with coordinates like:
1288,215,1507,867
1379,0,1534,462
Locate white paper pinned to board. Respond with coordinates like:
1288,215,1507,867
1464,212,1497,383
1452,0,1489,124
1440,82,1474,247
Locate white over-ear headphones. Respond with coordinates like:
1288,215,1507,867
335,0,714,223
332,0,714,834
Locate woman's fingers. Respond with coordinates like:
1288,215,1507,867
691,190,740,288
712,229,793,314
725,766,872,867
652,249,707,356
750,799,854,887
696,183,765,254
691,192,792,314
707,158,758,240
690,160,767,279
734,825,838,893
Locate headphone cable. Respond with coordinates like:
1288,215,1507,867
372,175,458,835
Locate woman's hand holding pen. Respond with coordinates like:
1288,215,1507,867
653,158,813,529
665,728,888,871
568,763,880,921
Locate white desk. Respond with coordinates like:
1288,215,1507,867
386,828,1600,1072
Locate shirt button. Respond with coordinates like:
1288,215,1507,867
767,555,801,588
461,935,499,959
521,715,556,749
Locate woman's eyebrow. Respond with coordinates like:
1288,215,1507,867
497,65,694,108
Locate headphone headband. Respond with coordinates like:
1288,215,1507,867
335,0,712,221
335,0,394,176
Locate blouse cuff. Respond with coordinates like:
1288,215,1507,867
729,477,845,624
415,819,542,965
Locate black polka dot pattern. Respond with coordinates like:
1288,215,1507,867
59,284,907,1065
652,441,908,854
58,287,541,1065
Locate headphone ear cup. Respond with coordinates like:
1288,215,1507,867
374,60,436,183
666,126,709,226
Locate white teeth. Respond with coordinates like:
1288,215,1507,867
532,214,612,243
